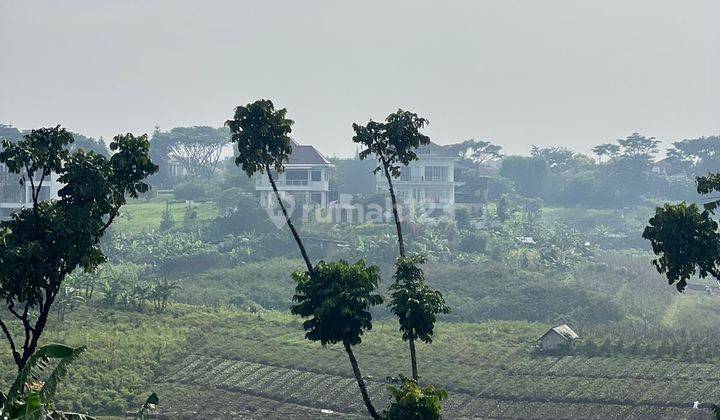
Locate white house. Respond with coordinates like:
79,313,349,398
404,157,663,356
374,145,464,214
255,139,332,209
0,163,62,220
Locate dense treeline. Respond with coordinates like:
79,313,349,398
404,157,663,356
497,133,719,208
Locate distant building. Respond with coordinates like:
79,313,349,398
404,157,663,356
374,144,464,215
166,157,187,178
537,325,579,351
0,163,61,220
255,139,332,209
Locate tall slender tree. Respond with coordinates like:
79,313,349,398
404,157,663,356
352,109,430,257
353,109,449,381
229,100,382,417
225,100,313,275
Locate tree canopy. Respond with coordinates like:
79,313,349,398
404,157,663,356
151,126,228,179
353,109,430,178
290,260,383,347
69,132,110,156
226,100,294,177
440,139,503,164
0,126,157,370
643,174,720,292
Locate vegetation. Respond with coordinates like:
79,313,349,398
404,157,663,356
1,344,91,419
291,260,384,419
382,376,447,420
644,173,720,291
225,99,314,274
2,113,720,418
0,127,157,370
353,109,450,385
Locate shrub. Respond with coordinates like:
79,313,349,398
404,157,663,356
458,231,488,253
382,375,448,420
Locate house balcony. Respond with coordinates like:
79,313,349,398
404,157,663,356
377,176,464,186
256,179,330,191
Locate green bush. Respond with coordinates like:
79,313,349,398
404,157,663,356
382,376,448,420
458,231,488,253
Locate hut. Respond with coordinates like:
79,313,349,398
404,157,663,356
537,325,579,351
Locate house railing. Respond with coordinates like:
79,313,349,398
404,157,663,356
379,176,450,183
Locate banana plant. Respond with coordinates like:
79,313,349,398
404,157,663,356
0,344,94,420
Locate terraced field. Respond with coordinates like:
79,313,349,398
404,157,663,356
162,355,715,419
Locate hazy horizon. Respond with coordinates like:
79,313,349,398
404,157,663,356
1,0,718,158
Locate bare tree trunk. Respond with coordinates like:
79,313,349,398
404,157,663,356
380,155,405,258
344,341,379,419
266,164,314,276
409,337,418,381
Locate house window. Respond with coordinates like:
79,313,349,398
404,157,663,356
311,170,322,181
424,166,448,182
286,170,308,185
400,167,411,181
311,193,322,204
1,184,23,202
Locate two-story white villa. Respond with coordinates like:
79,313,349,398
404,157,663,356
374,145,464,213
255,139,332,209
0,163,62,220
376,145,463,212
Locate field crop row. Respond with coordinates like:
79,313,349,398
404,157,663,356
164,355,717,418
508,355,719,382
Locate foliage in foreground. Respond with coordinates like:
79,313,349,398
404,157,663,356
0,127,157,370
382,375,447,420
389,255,450,380
291,259,384,419
0,344,92,420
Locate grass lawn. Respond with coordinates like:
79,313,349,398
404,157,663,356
112,192,219,233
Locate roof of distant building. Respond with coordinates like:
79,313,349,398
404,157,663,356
540,325,579,341
288,139,331,165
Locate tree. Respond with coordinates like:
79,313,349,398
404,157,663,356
617,132,660,158
498,156,549,197
353,110,449,382
389,255,450,380
0,126,157,370
643,174,720,292
592,143,620,163
530,146,576,173
225,99,314,275
151,126,228,179
69,132,110,156
290,260,384,419
441,139,503,165
666,135,720,175
352,109,431,257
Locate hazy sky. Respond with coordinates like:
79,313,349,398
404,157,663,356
1,0,718,157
